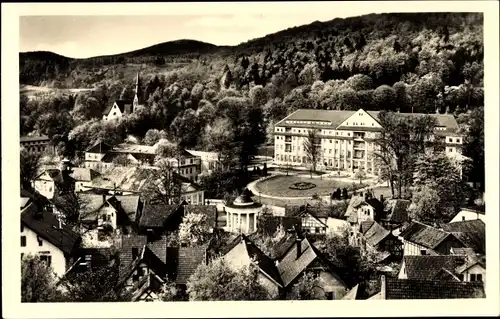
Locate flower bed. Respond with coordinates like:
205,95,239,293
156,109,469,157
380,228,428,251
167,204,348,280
289,182,316,190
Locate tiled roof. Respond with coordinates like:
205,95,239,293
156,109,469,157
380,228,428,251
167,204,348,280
147,236,168,263
382,199,411,224
21,202,81,256
384,277,485,299
78,194,141,223
440,220,485,254
402,255,467,281
363,221,391,247
285,204,330,221
139,203,182,228
226,235,283,287
173,247,207,285
276,109,460,135
117,245,167,288
360,220,375,234
119,235,148,269
184,205,217,228
85,142,112,153
450,247,476,257
399,221,454,249
277,238,318,287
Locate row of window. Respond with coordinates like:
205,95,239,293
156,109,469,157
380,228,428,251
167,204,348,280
20,235,43,247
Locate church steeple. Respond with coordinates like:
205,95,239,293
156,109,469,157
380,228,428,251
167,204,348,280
133,72,142,111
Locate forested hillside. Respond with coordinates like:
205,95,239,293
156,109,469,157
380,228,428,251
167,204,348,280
20,12,484,184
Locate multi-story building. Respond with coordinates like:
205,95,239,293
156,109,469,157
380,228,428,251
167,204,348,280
273,109,463,175
20,135,52,156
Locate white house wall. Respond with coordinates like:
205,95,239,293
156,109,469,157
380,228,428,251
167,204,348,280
21,226,67,278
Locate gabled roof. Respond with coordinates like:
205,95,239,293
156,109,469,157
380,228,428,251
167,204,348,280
227,235,283,287
440,220,485,254
382,199,411,224
85,141,112,153
275,109,460,136
362,221,391,247
139,203,183,228
21,202,81,256
103,100,132,115
171,247,207,285
117,245,167,288
402,255,467,281
399,221,460,250
285,204,330,226
384,277,485,299
277,237,318,287
78,194,141,223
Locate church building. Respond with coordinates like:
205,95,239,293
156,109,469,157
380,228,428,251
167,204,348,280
103,72,143,121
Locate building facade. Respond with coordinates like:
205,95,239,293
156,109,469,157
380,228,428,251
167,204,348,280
20,135,52,156
273,109,463,175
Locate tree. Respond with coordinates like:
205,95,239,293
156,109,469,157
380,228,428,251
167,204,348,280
143,129,162,146
156,279,179,301
186,257,273,301
372,85,397,110
58,264,131,302
178,212,213,246
373,111,436,198
344,74,374,91
457,107,484,189
202,118,235,167
142,160,182,205
411,152,470,223
20,147,41,191
303,129,321,178
287,272,326,300
354,168,367,184
21,254,60,302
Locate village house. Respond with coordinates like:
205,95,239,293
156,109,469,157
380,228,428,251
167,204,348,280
368,275,485,299
398,221,467,256
33,167,100,199
449,205,486,223
116,235,208,301
223,233,349,300
276,235,349,299
21,202,82,278
350,220,403,260
63,247,114,280
344,191,385,226
439,219,485,255
138,203,185,237
379,198,411,231
284,204,330,235
83,141,202,181
274,108,463,175
102,73,143,121
78,194,143,234
398,254,485,284
223,234,284,298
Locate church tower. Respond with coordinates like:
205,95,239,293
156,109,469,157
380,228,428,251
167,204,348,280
133,72,142,112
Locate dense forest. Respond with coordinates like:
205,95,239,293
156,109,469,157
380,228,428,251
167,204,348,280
20,12,484,184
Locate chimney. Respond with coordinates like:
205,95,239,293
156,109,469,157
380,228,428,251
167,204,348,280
102,194,107,204
380,194,384,204
296,236,302,260
364,192,369,201
380,275,386,300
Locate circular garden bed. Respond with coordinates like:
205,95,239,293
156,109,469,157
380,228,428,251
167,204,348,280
289,182,316,190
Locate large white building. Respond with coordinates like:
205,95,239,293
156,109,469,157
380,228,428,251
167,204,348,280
273,109,463,175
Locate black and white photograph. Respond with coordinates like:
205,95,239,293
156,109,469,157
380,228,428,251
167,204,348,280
2,1,499,317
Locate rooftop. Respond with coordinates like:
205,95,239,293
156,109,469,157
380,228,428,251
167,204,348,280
384,277,485,299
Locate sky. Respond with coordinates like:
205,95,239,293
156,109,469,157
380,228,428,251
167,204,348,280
18,2,385,58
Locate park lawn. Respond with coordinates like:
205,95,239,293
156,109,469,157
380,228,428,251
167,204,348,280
254,175,366,198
